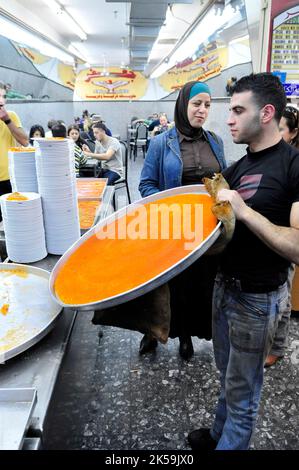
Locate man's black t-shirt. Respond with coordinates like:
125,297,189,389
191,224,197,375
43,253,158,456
220,139,299,288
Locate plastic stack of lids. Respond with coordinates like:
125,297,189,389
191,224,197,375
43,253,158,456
0,192,47,263
8,147,38,193
35,138,80,255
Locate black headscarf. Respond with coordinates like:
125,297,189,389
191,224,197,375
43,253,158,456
174,81,208,138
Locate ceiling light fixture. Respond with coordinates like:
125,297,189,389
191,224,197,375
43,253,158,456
44,0,87,41
0,14,74,64
100,54,109,76
68,43,88,62
149,2,236,79
120,37,127,68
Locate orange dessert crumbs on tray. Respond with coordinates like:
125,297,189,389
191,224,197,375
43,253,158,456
54,193,217,305
1,268,28,278
0,304,9,315
78,200,101,229
6,192,28,201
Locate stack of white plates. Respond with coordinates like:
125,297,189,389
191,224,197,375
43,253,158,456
8,148,38,193
35,138,80,255
0,192,47,263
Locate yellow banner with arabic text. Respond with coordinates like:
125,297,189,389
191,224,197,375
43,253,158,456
158,43,222,93
74,67,149,100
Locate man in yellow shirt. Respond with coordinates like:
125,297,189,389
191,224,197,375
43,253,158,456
0,81,28,220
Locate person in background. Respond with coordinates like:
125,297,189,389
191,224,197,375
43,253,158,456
82,110,92,132
279,105,299,149
5,83,28,100
152,113,172,136
45,119,57,138
67,124,89,150
79,111,86,130
130,116,139,126
52,123,87,177
0,81,28,220
29,124,45,146
51,123,66,138
148,112,163,132
225,76,237,96
90,115,112,137
139,81,226,359
264,105,299,367
131,117,146,128
82,122,123,184
188,73,299,451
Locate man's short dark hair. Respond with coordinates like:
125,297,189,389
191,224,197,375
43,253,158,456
52,123,67,138
47,119,57,130
0,81,6,90
233,73,287,122
92,121,107,133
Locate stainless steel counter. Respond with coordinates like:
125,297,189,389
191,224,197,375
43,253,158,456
0,255,77,447
0,186,114,449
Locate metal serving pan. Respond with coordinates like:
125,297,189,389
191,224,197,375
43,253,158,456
0,263,63,362
49,185,221,311
0,387,37,450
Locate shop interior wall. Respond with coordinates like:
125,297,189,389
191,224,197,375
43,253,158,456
0,36,73,101
7,99,246,165
2,29,250,164
1,32,250,163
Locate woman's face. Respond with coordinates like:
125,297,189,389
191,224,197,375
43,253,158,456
187,92,211,128
279,116,297,144
69,129,80,142
33,129,42,138
159,116,168,127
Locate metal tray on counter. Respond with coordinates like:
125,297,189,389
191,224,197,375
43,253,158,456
0,387,37,449
0,263,63,362
49,185,221,312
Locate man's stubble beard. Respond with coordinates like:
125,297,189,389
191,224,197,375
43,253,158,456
234,113,261,145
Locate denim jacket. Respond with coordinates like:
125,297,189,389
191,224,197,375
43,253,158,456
139,126,226,197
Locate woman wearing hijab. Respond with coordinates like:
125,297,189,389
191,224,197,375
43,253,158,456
138,81,227,359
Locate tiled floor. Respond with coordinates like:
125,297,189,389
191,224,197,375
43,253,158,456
43,151,299,450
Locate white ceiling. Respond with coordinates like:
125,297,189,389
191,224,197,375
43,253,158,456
2,0,212,75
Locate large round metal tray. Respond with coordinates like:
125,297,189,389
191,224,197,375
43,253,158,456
49,185,221,311
0,263,63,362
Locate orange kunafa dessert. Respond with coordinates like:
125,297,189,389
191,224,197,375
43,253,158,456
54,193,217,305
78,200,101,229
9,147,35,152
6,192,28,201
0,304,9,315
76,179,107,199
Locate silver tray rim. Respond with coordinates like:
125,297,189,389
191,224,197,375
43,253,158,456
0,263,63,362
49,184,221,311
